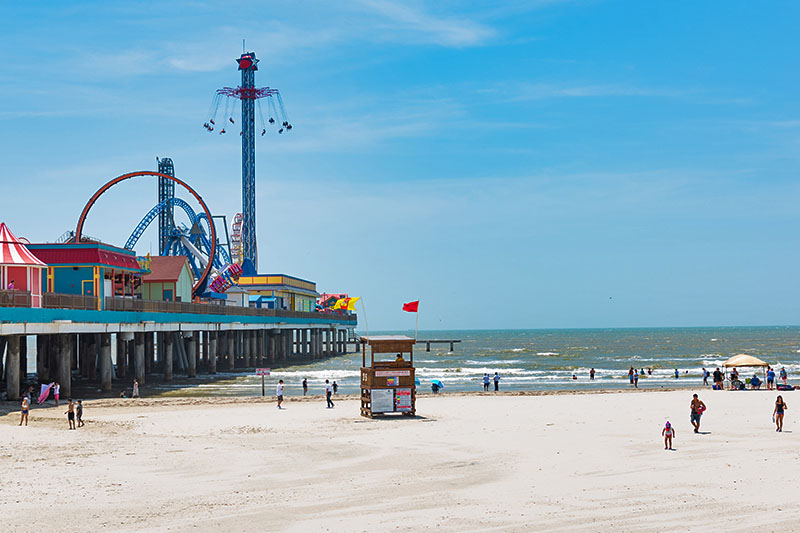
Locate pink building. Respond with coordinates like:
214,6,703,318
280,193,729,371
0,223,47,307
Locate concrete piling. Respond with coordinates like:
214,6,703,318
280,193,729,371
100,334,112,392
134,332,145,386
226,331,235,371
58,334,72,398
6,335,20,401
163,332,173,381
208,331,217,374
187,332,196,378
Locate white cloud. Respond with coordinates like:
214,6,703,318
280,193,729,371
356,0,496,47
493,82,687,101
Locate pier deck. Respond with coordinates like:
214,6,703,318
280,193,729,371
0,300,356,401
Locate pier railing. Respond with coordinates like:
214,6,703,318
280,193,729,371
0,289,31,308
43,293,98,310
102,297,356,322
1,291,356,323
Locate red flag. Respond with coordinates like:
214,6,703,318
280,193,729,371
402,300,419,313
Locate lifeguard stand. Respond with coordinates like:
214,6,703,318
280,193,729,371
360,335,416,418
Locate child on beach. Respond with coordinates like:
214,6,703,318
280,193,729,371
65,398,76,430
276,380,284,409
773,395,787,432
76,400,84,427
19,397,29,426
54,382,60,406
662,422,675,450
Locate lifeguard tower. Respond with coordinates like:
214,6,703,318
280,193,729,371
360,335,416,418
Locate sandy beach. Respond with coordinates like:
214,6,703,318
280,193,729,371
1,389,797,532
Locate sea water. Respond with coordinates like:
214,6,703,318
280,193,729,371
153,326,800,397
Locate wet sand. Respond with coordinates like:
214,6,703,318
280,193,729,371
1,390,797,532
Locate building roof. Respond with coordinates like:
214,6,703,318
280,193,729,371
27,242,141,271
317,292,347,305
0,223,46,267
143,256,192,283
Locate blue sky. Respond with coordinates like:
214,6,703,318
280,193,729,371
1,1,799,329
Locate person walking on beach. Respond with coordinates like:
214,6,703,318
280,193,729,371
674,368,679,379
633,369,639,389
628,367,634,385
132,379,140,398
65,398,76,430
325,379,334,408
773,395,787,432
767,367,776,390
333,381,338,394
482,373,490,391
662,421,675,450
780,367,788,386
690,394,706,433
702,368,709,386
19,396,29,426
76,400,84,427
493,372,500,392
276,380,284,409
590,368,595,380
53,382,60,406
302,378,308,396
712,368,723,390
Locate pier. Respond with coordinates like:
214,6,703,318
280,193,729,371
0,296,355,401
417,339,461,352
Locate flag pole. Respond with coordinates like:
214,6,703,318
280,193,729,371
360,298,369,340
415,309,419,341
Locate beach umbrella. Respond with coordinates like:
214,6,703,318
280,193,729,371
431,379,444,388
414,377,421,386
722,354,769,368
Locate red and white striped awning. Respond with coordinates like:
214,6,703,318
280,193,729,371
0,223,46,267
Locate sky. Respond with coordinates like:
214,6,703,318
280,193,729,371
1,1,799,330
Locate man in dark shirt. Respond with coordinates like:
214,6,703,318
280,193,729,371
712,368,723,390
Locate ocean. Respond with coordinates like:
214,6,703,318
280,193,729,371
155,326,800,397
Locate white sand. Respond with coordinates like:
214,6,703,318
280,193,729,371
1,390,798,532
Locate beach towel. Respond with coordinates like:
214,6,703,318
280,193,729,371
38,382,54,404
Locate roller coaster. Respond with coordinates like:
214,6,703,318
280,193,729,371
73,170,242,299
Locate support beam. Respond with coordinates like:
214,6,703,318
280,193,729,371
88,334,98,381
5,335,20,400
19,335,27,391
249,331,257,367
99,334,112,392
187,332,196,378
58,334,72,398
226,331,235,371
0,337,5,383
134,332,145,386
243,330,251,368
267,331,275,363
145,332,154,375
116,336,127,379
208,331,217,374
202,331,209,371
156,332,164,373
163,332,173,381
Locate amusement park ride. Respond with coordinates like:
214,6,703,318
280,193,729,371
204,50,292,271
61,50,291,300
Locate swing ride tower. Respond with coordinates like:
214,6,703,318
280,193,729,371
238,52,258,269
204,51,292,271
